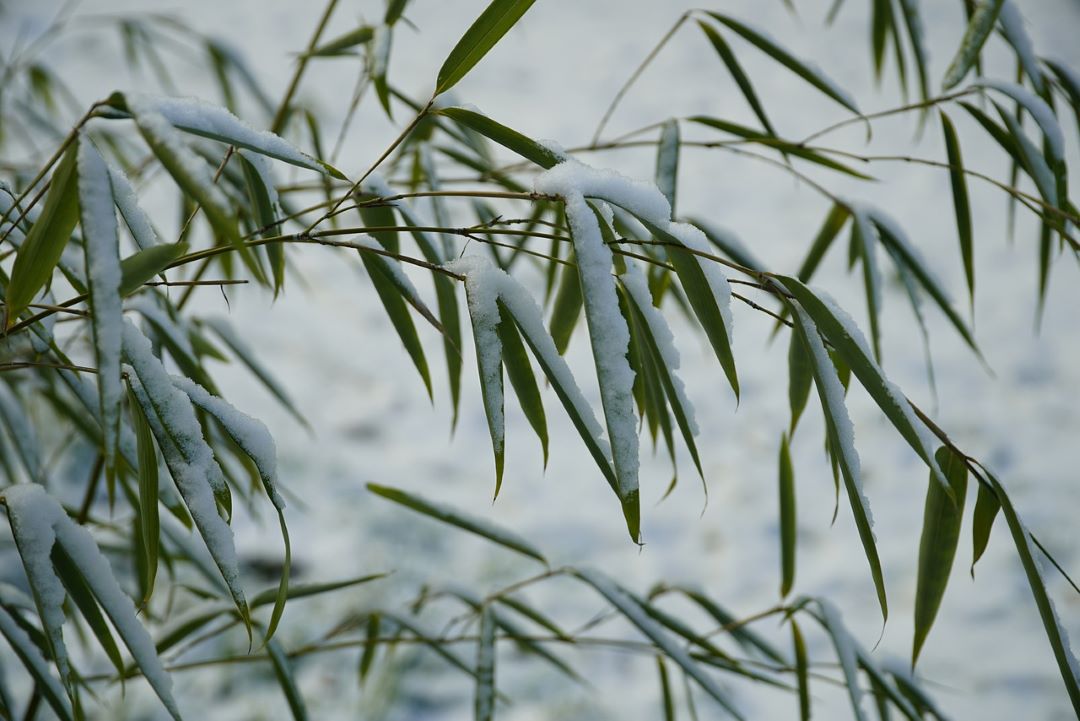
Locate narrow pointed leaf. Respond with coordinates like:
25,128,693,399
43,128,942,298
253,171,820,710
434,107,562,168
788,302,887,621
655,120,680,216
474,607,496,721
941,0,1005,90
971,481,1000,577
940,111,974,305
788,329,813,435
497,301,548,466
549,259,583,354
367,483,546,563
128,384,160,602
303,25,374,57
119,243,189,297
791,619,811,721
266,638,308,721
704,13,859,112
912,446,968,666
463,279,505,490
435,0,537,95
779,433,797,597
697,20,776,135
574,569,745,720
6,145,79,324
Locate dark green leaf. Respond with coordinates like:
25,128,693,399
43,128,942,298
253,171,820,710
970,481,1000,577
367,483,546,563
791,619,810,721
119,242,189,297
941,0,1004,89
697,21,776,135
304,26,374,57
497,301,548,467
6,145,79,324
128,383,160,603
435,0,537,94
433,107,562,169
655,119,680,216
787,328,813,435
912,446,968,666
940,111,974,306
267,638,308,721
779,433,797,597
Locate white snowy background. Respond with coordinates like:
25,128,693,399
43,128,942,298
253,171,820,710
3,0,1080,719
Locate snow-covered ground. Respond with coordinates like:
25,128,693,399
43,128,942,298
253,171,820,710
4,0,1080,719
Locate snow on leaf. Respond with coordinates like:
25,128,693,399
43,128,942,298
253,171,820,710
3,484,181,719
77,135,124,479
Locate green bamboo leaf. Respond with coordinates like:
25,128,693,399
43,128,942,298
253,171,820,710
970,481,1000,577
689,217,764,272
696,21,776,136
896,0,929,101
788,302,888,622
671,587,788,663
791,619,811,721
475,607,496,721
778,276,950,496
0,606,72,721
771,203,851,336
817,601,870,721
941,0,1004,90
462,278,505,490
983,470,1080,714
5,145,79,325
128,383,160,603
237,153,284,293
574,569,745,720
360,253,434,398
119,242,189,297
787,328,813,435
385,0,410,24
549,259,583,354
435,0,537,95
367,483,546,563
495,595,573,642
433,107,562,168
497,301,548,466
869,0,891,81
912,446,968,666
250,572,389,608
50,545,125,677
849,207,883,362
779,433,797,598
657,656,676,721
266,637,308,721
633,216,739,399
358,614,380,685
303,25,374,57
703,13,859,113
687,116,872,179
868,211,981,356
655,119,680,216
940,111,975,306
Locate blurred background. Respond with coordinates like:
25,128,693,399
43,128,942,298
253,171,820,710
2,0,1080,718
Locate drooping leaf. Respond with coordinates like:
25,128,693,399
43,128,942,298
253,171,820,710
367,483,546,563
940,111,975,307
912,446,968,666
697,20,777,136
655,119,680,216
704,13,859,113
941,0,1005,90
6,145,79,325
433,107,562,168
128,383,160,603
787,328,813,435
574,569,745,719
435,0,538,95
778,433,797,598
548,259,583,354
119,242,189,297
474,607,496,721
303,25,375,57
970,481,1000,577
788,302,887,622
266,638,308,721
791,618,811,721
497,301,548,467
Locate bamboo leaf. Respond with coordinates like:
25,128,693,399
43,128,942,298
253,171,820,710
50,545,125,677
433,107,562,168
266,638,308,721
941,0,1004,90
703,13,859,113
435,0,537,95
367,483,546,563
779,433,797,598
788,302,888,622
497,301,548,467
655,119,680,216
303,25,374,57
940,111,975,306
574,569,745,719
970,481,1000,577
791,619,810,721
0,606,72,721
657,656,676,721
119,243,188,297
778,277,950,496
474,607,496,721
787,329,813,435
817,601,870,721
548,259,583,354
697,20,776,135
358,614,380,685
6,145,79,325
983,470,1080,714
128,383,160,603
912,446,968,666
463,278,505,490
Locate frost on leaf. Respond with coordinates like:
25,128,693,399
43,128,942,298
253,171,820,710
3,484,181,719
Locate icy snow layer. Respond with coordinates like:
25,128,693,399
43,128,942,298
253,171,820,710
77,135,124,474
3,484,180,719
